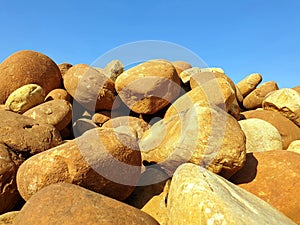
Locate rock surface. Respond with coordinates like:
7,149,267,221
239,118,282,152
287,140,300,153
230,150,300,224
263,88,300,127
45,88,72,102
236,73,262,97
168,163,296,225
0,211,19,225
16,128,141,201
13,183,159,225
0,50,62,103
103,59,124,81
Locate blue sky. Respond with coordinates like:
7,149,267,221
0,0,299,88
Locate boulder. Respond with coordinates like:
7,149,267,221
236,73,262,97
0,50,62,103
13,183,159,225
230,150,300,224
287,140,300,154
168,163,296,225
45,88,72,102
0,211,19,225
171,61,192,78
58,63,72,78
103,59,124,81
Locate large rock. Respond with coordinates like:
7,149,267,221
241,110,300,149
287,140,300,154
168,163,296,225
63,64,117,111
103,59,124,81
16,128,141,201
243,81,279,109
0,50,62,103
236,73,262,97
5,84,45,114
45,88,72,102
0,211,19,225
0,144,24,214
263,88,300,127
23,99,72,131
0,110,62,155
238,118,282,152
140,103,246,178
13,183,159,225
115,60,181,114
230,150,300,224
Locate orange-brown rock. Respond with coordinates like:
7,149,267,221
230,150,300,224
241,110,300,149
103,59,124,81
293,85,300,94
13,183,159,225
58,63,72,78
16,128,141,201
45,88,72,102
115,60,181,114
0,50,62,103
171,61,192,76
236,73,262,97
0,211,19,225
92,112,111,126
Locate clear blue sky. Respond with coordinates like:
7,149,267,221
1,0,299,88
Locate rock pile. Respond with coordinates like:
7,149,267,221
0,50,299,224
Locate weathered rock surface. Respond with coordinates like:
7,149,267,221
23,99,72,131
45,88,72,102
72,118,98,137
236,73,262,97
241,110,300,149
63,64,117,111
243,81,279,109
92,112,111,126
287,140,300,153
16,128,141,201
13,183,159,225
58,63,72,78
0,50,62,103
0,211,19,225
168,163,296,225
239,118,282,152
103,59,124,81
115,60,181,114
140,103,246,178
171,61,192,79
5,84,45,114
230,150,300,224
0,110,62,155
263,88,300,127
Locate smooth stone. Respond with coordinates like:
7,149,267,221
0,110,62,155
0,211,19,225
103,59,124,81
45,88,72,102
72,118,98,137
16,128,141,201
171,61,192,79
168,163,296,225
58,63,72,78
287,140,300,154
23,99,72,131
263,88,300,127
238,118,282,153
5,84,45,114
292,85,300,94
243,81,279,109
236,73,262,97
92,112,111,126
230,150,300,224
115,60,181,114
0,50,62,103
13,183,159,225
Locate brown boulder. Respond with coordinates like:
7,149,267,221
23,99,72,131
115,60,181,114
58,63,72,78
293,85,300,94
45,88,72,102
13,183,159,225
16,128,141,201
230,150,300,224
0,110,62,155
241,110,300,149
0,211,19,225
236,73,262,97
0,50,62,103
92,112,111,126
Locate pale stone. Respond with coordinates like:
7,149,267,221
167,163,296,225
287,140,300,154
237,73,262,97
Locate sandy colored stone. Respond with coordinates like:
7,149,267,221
141,180,170,225
293,85,300,94
228,97,241,120
0,144,24,214
171,61,192,77
0,110,62,155
180,67,225,84
4,84,45,114
45,88,72,102
263,88,300,127
237,73,262,97
230,150,300,224
13,183,159,225
287,140,300,154
241,110,300,149
58,63,72,78
165,77,236,117
0,211,19,225
92,112,111,125
23,99,72,131
16,128,141,201
238,118,282,153
243,81,279,109
102,116,150,140
115,60,181,114
235,86,244,105
0,50,62,104
63,64,117,111
140,103,246,178
72,118,98,137
103,59,124,81
0,105,5,110
168,163,296,225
